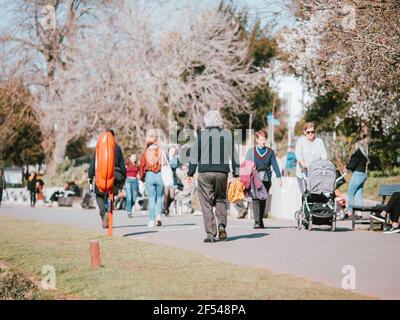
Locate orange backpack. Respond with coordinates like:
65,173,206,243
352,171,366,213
95,132,115,193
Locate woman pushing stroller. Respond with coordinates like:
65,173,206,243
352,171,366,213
295,122,328,194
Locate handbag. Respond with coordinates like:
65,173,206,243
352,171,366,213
227,179,245,203
161,152,174,188
249,169,268,200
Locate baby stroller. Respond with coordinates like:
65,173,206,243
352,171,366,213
295,159,346,231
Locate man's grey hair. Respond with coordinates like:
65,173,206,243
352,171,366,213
204,110,223,128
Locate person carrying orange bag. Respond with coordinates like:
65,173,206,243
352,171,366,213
88,129,126,230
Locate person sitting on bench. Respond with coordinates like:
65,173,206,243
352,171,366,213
371,192,400,234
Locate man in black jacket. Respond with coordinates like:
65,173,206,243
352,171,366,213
187,110,240,243
88,129,126,228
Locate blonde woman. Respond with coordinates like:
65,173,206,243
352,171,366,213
346,135,369,219
295,122,328,193
139,135,165,227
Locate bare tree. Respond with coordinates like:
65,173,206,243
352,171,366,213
155,8,265,129
1,0,265,170
278,0,400,134
52,3,265,149
0,0,122,172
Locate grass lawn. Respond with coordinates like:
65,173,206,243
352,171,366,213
0,215,372,300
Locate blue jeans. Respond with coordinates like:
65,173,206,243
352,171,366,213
145,171,164,221
124,177,138,214
348,171,367,214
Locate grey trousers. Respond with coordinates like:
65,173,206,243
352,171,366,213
197,172,228,238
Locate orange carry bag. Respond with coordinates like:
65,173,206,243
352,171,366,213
95,132,115,193
227,179,245,203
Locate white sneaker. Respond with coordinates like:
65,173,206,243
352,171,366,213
383,226,400,234
147,220,156,228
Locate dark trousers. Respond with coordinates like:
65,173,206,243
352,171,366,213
252,181,272,225
50,191,62,202
30,191,36,206
96,195,108,219
387,192,400,223
198,172,228,239
163,186,175,214
0,189,3,206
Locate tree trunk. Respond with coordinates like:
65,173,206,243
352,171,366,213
46,132,69,176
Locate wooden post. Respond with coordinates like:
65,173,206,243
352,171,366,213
89,240,101,269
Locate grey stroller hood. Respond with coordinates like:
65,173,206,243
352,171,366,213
307,159,336,194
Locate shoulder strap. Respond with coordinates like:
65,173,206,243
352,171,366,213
161,150,169,166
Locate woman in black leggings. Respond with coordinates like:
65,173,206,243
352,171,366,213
371,192,400,234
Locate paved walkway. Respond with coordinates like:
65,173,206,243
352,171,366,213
1,205,399,299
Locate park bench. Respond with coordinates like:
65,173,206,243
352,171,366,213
351,184,400,231
173,185,196,215
57,188,83,207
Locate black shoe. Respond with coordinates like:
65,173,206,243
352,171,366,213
254,222,265,229
383,226,400,234
218,224,227,241
102,214,109,229
204,237,216,243
370,213,386,223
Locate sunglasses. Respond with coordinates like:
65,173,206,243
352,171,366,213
305,131,315,134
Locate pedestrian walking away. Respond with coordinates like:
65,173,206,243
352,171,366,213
88,129,126,229
124,154,140,219
187,110,240,243
139,134,165,227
